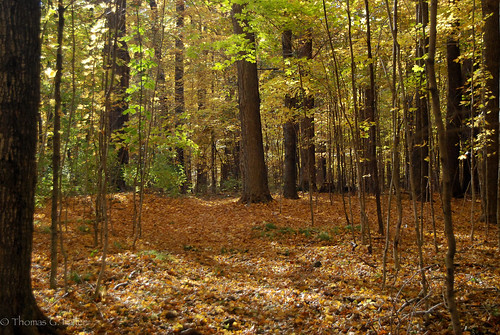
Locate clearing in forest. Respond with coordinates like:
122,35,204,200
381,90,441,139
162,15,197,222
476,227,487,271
32,193,499,334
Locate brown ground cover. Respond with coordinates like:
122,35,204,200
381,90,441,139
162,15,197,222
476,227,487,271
32,193,499,334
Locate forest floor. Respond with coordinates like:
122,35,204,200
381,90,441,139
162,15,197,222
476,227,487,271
32,192,499,334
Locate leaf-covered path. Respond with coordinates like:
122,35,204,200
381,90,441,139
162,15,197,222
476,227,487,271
32,193,499,334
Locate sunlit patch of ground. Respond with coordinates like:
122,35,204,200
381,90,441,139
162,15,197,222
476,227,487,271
32,193,499,334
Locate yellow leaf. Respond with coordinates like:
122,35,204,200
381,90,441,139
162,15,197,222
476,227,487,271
44,68,57,78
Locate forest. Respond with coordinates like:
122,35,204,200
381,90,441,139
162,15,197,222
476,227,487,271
0,0,499,334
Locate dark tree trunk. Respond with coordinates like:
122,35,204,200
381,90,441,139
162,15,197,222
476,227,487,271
446,3,465,198
283,118,299,198
364,0,384,234
411,0,430,201
50,0,65,289
221,146,230,186
427,0,462,332
297,34,316,192
232,3,272,204
106,0,130,191
299,110,316,192
482,0,500,226
282,30,299,199
195,162,208,194
461,58,475,192
211,131,217,194
0,1,59,333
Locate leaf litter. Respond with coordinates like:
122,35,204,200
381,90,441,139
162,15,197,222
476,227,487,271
32,193,499,334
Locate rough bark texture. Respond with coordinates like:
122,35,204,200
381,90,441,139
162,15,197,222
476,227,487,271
232,3,272,204
482,0,500,226
446,6,465,198
0,1,59,334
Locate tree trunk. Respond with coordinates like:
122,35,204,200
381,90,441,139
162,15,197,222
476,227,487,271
427,0,462,332
50,0,65,290
211,131,217,194
232,3,272,204
282,30,299,199
297,35,316,192
411,0,430,201
283,117,299,198
364,0,384,234
0,1,59,333
446,1,465,198
106,0,130,191
482,0,500,228
175,0,188,193
299,109,316,192
195,162,208,194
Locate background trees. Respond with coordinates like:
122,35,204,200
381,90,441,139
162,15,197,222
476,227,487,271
34,1,499,201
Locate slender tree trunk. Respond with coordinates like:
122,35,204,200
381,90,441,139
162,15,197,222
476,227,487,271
283,118,299,198
0,1,59,333
149,0,168,120
427,0,462,332
282,30,299,199
106,0,130,191
299,107,316,192
364,0,384,234
175,0,188,193
411,0,430,201
232,3,272,204
347,0,371,249
384,0,404,268
211,131,217,194
297,33,316,193
50,0,65,290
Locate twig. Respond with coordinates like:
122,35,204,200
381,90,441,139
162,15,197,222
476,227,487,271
414,302,443,315
357,255,377,268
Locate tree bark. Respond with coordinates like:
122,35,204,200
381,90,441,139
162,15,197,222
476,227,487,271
427,0,462,332
283,117,299,199
411,0,430,201
50,0,65,290
282,30,299,199
364,0,384,234
481,0,500,227
446,1,465,198
232,3,272,204
106,0,130,191
297,35,316,192
0,1,59,333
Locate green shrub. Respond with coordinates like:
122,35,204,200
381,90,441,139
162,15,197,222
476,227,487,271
318,231,331,241
220,177,241,192
124,147,187,195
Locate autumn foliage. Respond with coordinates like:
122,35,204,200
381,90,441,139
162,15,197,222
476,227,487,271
32,193,499,334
